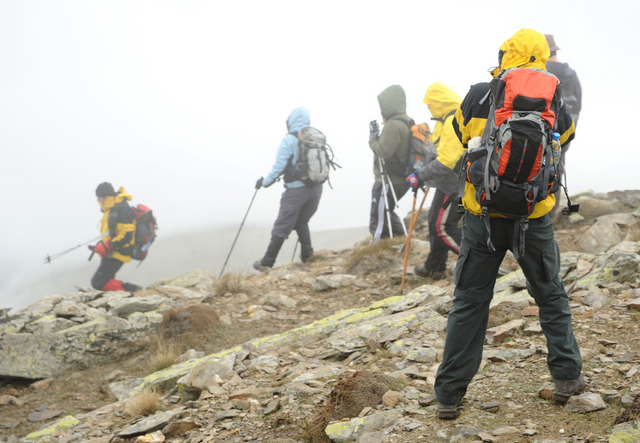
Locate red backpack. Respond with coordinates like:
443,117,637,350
131,204,157,261
463,67,563,258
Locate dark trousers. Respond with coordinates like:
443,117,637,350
271,185,323,240
423,190,461,272
369,181,410,242
435,211,582,406
91,257,124,290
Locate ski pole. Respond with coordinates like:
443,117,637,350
377,158,394,241
401,188,418,294
44,233,109,264
291,239,299,262
219,187,259,277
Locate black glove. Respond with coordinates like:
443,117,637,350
369,120,380,138
255,177,264,189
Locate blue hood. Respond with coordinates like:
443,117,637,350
287,107,310,133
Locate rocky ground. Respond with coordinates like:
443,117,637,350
2,190,640,443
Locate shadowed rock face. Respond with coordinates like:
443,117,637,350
309,371,401,443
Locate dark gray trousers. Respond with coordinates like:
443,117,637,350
272,185,323,239
435,211,582,406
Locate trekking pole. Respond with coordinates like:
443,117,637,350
400,188,419,294
380,164,408,236
44,233,109,264
377,158,394,241
291,239,299,262
219,188,259,277
388,177,407,236
400,186,431,255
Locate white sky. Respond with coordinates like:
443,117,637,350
2,0,639,305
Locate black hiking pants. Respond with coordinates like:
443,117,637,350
369,181,409,242
435,211,582,406
91,257,124,290
423,190,461,273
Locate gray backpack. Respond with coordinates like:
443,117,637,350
286,127,339,187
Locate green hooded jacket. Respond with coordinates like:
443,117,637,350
369,85,412,185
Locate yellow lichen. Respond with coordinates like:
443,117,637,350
24,416,80,441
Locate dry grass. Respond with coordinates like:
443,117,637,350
132,288,160,297
147,335,182,374
214,272,252,295
124,389,161,417
159,304,220,339
346,238,404,276
487,302,526,329
391,375,410,390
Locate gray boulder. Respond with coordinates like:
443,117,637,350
578,218,625,253
575,241,640,290
564,392,607,413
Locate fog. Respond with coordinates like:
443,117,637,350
2,1,639,309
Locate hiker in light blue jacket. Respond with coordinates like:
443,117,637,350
254,107,323,270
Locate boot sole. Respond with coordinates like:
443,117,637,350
552,387,585,403
437,410,460,420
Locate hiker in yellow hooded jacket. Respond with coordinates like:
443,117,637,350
434,29,582,420
405,82,465,280
89,182,142,292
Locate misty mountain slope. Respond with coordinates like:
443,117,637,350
0,225,369,311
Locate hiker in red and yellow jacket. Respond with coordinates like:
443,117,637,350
89,182,142,292
406,82,465,280
434,29,582,420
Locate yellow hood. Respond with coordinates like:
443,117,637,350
423,82,462,118
491,28,549,77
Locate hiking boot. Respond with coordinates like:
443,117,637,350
122,282,142,293
414,265,446,280
552,374,585,403
437,402,460,420
252,260,271,273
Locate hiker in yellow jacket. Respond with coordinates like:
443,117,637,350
434,29,582,420
89,182,142,292
405,82,465,280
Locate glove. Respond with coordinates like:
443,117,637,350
89,241,110,258
255,177,264,189
468,136,482,152
369,120,380,138
406,174,421,191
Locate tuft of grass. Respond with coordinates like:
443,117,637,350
147,335,181,374
303,254,326,264
125,389,161,417
487,302,525,329
214,272,252,296
390,375,410,390
299,417,314,443
345,238,404,276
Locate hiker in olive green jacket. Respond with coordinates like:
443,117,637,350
369,84,413,243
